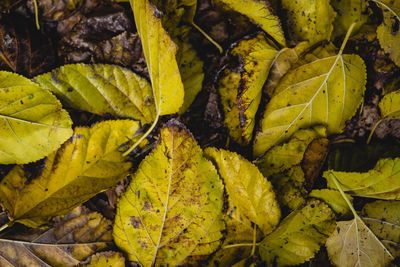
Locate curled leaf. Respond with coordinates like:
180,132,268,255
0,71,72,164
0,120,140,227
113,120,224,266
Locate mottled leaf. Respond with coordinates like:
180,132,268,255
113,120,224,266
0,206,113,267
253,44,366,156
361,200,400,257
379,89,400,118
260,200,336,267
27,0,83,21
302,137,329,190
309,189,353,217
218,34,277,144
204,147,280,235
82,251,125,267
0,120,140,227
331,0,368,37
130,0,185,115
282,0,336,44
0,71,72,164
34,64,155,124
324,157,400,200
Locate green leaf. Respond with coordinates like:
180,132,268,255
218,34,277,144
324,157,400,200
215,0,286,46
259,200,336,267
82,252,125,267
281,0,336,44
0,120,140,228
113,120,224,266
130,0,185,115
331,0,368,37
0,206,113,267
204,147,281,235
34,64,156,124
361,200,400,257
375,0,400,66
309,189,353,218
0,71,73,164
253,42,366,157
379,89,400,118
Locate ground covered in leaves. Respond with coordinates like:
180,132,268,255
0,0,400,266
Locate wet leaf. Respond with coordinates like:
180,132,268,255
375,0,400,66
34,64,156,124
82,251,125,267
259,200,336,267
379,89,400,118
204,147,280,235
0,120,140,227
331,0,368,37
325,157,400,200
361,200,400,257
282,0,336,44
130,0,185,115
253,44,366,157
215,0,286,46
113,120,224,266
218,34,277,144
309,189,353,218
0,71,72,164
0,206,113,267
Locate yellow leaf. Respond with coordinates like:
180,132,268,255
130,0,184,115
253,43,366,157
309,189,353,217
215,0,286,46
34,64,156,124
0,206,113,267
282,0,336,44
204,147,280,235
82,251,125,267
379,89,400,118
0,120,141,227
331,0,368,37
0,71,72,164
113,120,224,266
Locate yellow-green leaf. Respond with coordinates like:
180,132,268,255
0,206,113,267
361,200,400,257
324,157,400,200
215,0,286,46
331,0,368,37
379,89,400,118
34,64,156,124
113,120,224,266
130,0,185,115
282,0,336,44
204,147,280,235
253,45,366,157
82,252,125,267
375,0,400,66
0,120,140,228
260,200,336,267
218,34,277,145
310,189,353,218
0,71,72,164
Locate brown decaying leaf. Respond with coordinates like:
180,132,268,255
301,138,329,190
26,0,83,21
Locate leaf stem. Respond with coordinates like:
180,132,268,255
329,173,358,218
191,22,223,53
223,242,260,249
33,0,40,30
0,223,9,233
370,0,400,22
250,225,257,256
338,22,356,56
366,119,383,144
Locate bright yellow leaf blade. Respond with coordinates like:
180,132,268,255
253,49,366,157
331,0,368,37
204,147,280,235
130,0,184,115
0,71,72,164
113,120,224,266
0,120,140,228
0,206,113,267
215,0,286,46
379,90,400,118
34,64,156,124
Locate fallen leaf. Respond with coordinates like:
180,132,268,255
301,138,329,190
259,200,336,267
0,206,113,267
34,63,156,124
113,120,224,266
378,89,400,118
26,0,83,21
82,251,125,267
0,71,72,164
331,0,368,37
309,189,353,218
0,120,140,227
324,157,400,200
0,0,23,12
